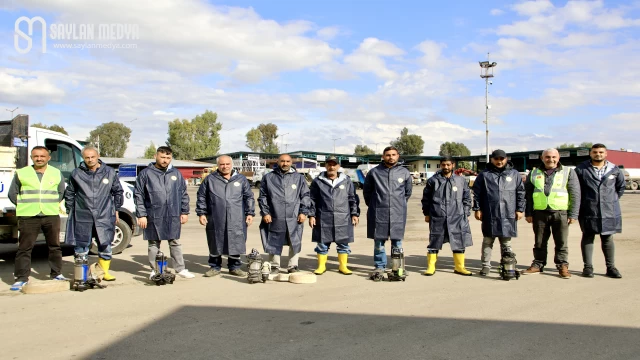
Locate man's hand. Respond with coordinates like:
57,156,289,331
263,214,272,224
352,216,359,226
309,217,316,228
115,211,119,225
516,211,524,221
180,214,188,224
297,214,306,223
199,215,208,226
138,216,147,229
568,218,576,225
526,216,533,224
424,216,430,223
246,215,253,226
474,211,482,221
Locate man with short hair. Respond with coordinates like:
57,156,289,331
422,156,473,276
575,144,625,278
196,155,255,277
472,149,526,276
523,148,580,279
64,146,123,281
309,156,360,275
8,146,66,291
134,146,195,279
363,146,412,278
258,154,310,274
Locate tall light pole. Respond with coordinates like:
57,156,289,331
6,107,19,119
284,143,290,152
479,54,497,163
279,133,289,153
331,137,341,154
373,142,384,154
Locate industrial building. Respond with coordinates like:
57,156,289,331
101,157,211,184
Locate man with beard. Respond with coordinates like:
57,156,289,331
523,148,580,279
258,154,310,274
8,146,66,291
309,156,359,275
472,149,526,276
196,155,255,277
575,144,625,278
421,156,473,276
64,146,123,281
135,146,195,279
363,146,412,279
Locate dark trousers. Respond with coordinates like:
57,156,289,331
581,233,615,268
14,215,62,282
207,224,242,271
532,211,569,267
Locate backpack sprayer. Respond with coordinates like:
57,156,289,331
499,250,520,281
151,251,176,285
72,254,106,291
247,248,270,284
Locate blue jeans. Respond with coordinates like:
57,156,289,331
209,255,242,271
374,239,402,269
315,242,351,255
74,242,112,260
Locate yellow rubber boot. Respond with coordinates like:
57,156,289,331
423,253,437,276
98,258,116,281
453,253,472,276
338,253,352,275
314,254,328,275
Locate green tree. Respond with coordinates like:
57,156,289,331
354,144,375,156
245,128,263,152
166,110,222,160
31,122,68,135
258,123,279,153
390,127,424,155
87,122,131,157
579,142,593,148
439,141,472,169
143,141,157,158
557,143,576,149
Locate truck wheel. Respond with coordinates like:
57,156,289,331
89,218,133,255
632,181,639,190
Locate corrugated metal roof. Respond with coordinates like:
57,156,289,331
101,157,211,168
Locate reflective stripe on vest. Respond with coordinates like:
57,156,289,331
16,166,61,216
530,167,570,210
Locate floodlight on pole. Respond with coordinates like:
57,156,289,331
479,53,497,163
279,133,289,153
331,137,341,154
6,107,19,119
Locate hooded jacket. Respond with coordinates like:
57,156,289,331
363,163,412,240
196,170,255,255
134,163,189,241
472,162,526,237
64,160,123,247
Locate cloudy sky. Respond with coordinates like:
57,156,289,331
1,0,639,157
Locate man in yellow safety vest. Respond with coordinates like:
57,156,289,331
8,146,66,291
522,148,581,279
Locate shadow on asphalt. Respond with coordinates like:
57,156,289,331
82,305,640,360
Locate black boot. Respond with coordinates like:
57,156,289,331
606,267,622,279
582,266,594,278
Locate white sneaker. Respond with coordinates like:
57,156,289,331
149,270,156,280
177,269,195,279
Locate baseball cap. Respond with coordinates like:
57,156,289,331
326,155,339,164
491,149,507,159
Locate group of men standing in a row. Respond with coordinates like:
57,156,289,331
9,142,624,290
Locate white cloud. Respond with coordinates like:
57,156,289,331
0,70,65,106
490,9,505,16
153,110,175,116
316,26,340,40
511,0,555,17
343,38,405,80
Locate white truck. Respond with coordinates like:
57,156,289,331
0,115,141,255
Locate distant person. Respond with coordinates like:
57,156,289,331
308,156,360,275
363,146,412,279
64,146,123,281
134,146,195,279
258,154,310,274
421,156,473,276
523,148,580,279
472,149,526,276
8,146,66,291
574,144,625,278
196,155,255,277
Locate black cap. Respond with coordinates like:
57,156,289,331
491,149,507,159
326,155,339,164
